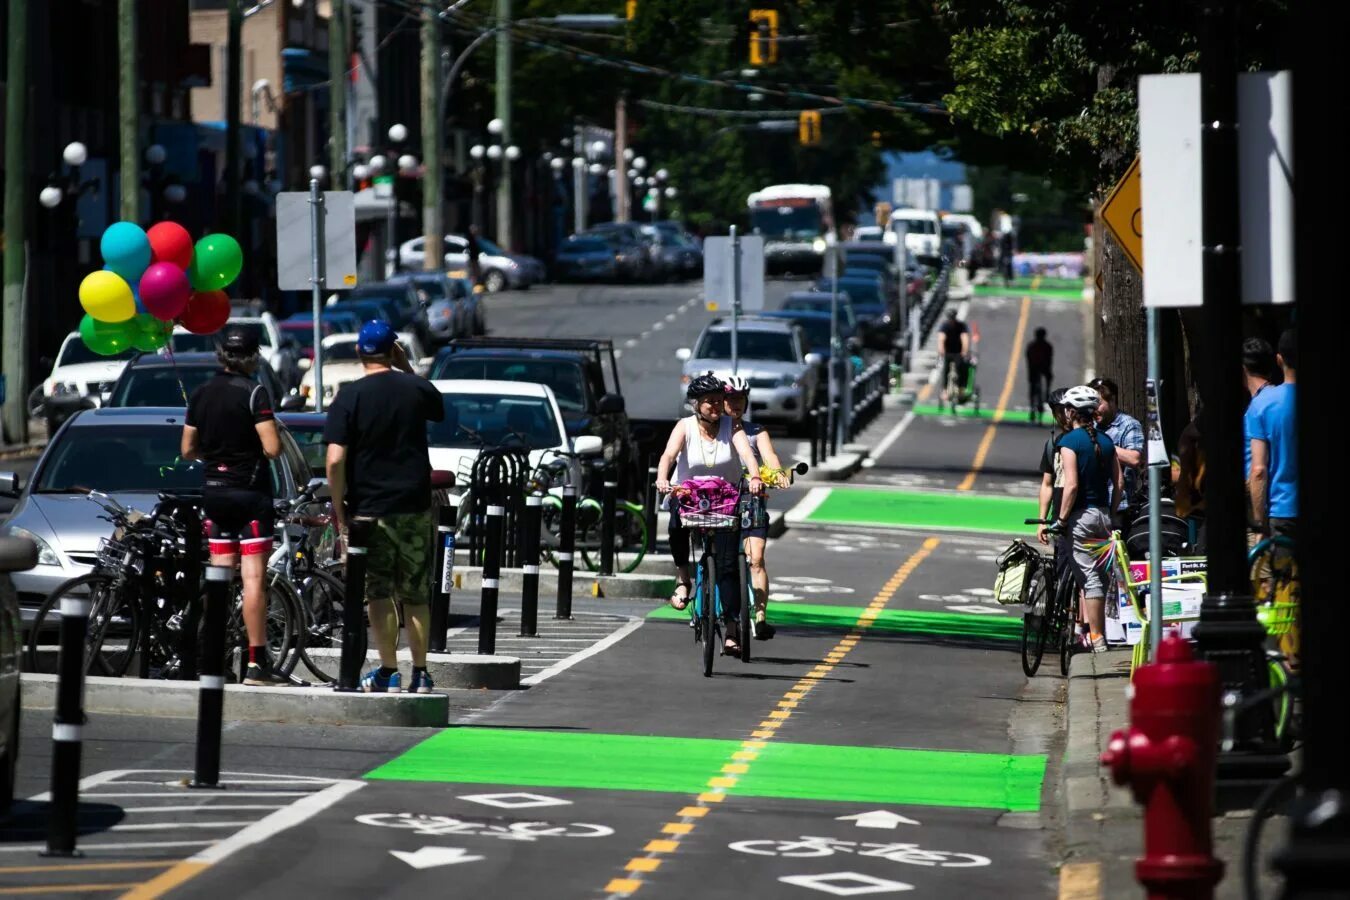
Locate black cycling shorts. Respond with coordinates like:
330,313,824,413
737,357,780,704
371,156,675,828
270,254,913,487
202,487,275,557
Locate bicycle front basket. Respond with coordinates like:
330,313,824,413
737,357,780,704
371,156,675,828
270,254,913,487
678,508,740,531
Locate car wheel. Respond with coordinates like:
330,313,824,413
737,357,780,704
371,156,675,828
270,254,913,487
484,270,508,293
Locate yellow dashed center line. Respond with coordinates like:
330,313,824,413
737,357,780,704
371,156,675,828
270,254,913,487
601,537,941,897
957,295,1031,492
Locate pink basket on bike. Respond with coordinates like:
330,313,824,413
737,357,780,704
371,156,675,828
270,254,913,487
673,477,741,530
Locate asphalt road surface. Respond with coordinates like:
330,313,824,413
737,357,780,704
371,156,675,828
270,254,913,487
1,278,1091,899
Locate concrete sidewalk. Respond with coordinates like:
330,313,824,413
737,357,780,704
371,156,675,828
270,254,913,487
1058,648,1284,899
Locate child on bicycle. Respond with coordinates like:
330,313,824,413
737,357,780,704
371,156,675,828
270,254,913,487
724,375,783,640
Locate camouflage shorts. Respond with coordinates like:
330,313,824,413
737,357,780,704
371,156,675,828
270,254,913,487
360,510,434,606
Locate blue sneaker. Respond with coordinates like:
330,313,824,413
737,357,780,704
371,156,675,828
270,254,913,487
360,667,402,693
409,668,435,694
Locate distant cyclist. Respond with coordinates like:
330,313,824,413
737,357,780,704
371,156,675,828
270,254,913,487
938,309,970,405
1025,328,1053,423
724,375,783,641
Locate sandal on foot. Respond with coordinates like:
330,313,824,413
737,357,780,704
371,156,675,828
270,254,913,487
724,637,741,654
670,583,692,611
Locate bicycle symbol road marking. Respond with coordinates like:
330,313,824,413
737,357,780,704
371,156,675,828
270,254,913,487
355,813,614,841
729,836,990,868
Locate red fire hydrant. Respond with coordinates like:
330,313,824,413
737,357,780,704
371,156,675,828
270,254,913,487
1100,635,1225,899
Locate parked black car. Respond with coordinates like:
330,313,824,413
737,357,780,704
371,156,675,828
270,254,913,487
554,237,620,282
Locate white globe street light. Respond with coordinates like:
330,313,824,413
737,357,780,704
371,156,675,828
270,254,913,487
588,162,603,175
607,168,616,179
62,142,88,167
469,145,486,160
634,176,646,187
486,145,503,161
145,144,167,165
487,118,505,136
571,157,584,170
664,186,678,199
309,164,327,179
623,148,635,162
633,156,647,171
38,186,63,209
388,123,409,143
369,154,388,172
656,168,669,181
590,140,606,157
398,153,418,172
626,168,638,180
352,163,371,181
550,156,566,172
504,145,521,161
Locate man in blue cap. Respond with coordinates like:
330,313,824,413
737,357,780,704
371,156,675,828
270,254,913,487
323,320,445,693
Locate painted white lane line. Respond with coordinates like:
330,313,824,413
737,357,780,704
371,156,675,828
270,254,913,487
652,321,665,331
121,806,288,814
190,780,364,865
665,312,677,322
784,487,832,525
80,792,311,799
106,822,258,832
521,617,644,685
868,410,916,462
0,840,217,854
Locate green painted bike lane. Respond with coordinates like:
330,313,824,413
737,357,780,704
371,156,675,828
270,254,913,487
802,486,1039,536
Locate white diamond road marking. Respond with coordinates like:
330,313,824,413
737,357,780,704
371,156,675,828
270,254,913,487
779,871,914,895
458,792,572,810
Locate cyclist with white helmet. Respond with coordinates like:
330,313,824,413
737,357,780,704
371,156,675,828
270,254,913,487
656,372,763,653
1054,384,1123,653
724,375,784,640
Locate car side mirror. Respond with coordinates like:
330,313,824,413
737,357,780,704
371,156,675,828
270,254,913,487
279,394,307,412
304,476,331,499
675,348,692,362
597,393,625,415
572,435,604,456
804,352,824,367
0,471,20,498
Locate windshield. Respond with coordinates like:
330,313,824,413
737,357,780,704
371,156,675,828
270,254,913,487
35,423,206,493
323,342,363,363
696,330,798,363
475,237,506,256
750,203,823,240
108,367,213,407
562,239,608,254
400,278,447,301
430,357,587,412
334,301,394,325
56,340,137,367
896,217,937,235
788,317,832,349
428,393,561,449
280,325,323,348
350,289,412,313
784,299,855,327
284,422,326,473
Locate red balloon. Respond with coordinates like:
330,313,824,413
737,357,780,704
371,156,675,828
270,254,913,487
147,221,194,271
180,290,231,334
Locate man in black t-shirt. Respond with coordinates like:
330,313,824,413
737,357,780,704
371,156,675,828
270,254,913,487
182,324,287,686
938,309,971,405
324,320,445,694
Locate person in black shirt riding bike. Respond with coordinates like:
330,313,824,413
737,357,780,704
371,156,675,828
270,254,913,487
181,324,286,686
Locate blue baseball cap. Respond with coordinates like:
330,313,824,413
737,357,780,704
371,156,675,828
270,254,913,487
357,319,395,355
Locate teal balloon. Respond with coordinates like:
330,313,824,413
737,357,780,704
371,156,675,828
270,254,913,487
100,222,152,284
78,314,136,356
187,234,244,292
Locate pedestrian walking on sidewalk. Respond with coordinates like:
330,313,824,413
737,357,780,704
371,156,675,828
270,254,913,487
324,321,445,694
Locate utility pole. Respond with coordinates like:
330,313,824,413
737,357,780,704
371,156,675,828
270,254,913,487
224,0,243,232
421,4,442,271
119,0,139,223
614,94,628,222
2,0,29,443
329,0,348,185
494,0,513,249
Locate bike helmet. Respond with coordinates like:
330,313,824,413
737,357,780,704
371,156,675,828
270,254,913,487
1062,384,1101,412
724,375,751,396
686,372,724,401
1047,387,1069,409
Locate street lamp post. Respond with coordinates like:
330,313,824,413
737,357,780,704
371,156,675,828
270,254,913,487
469,123,519,241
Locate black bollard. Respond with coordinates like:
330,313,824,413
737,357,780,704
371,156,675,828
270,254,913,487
810,409,820,468
429,499,456,653
519,494,542,637
600,480,618,577
478,505,504,654
190,564,232,789
44,588,91,856
829,399,841,457
176,504,203,682
644,466,659,554
555,486,577,620
336,518,371,692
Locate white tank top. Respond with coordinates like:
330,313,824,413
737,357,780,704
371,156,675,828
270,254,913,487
673,415,741,484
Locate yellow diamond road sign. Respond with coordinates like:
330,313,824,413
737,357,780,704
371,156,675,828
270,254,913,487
1101,154,1142,273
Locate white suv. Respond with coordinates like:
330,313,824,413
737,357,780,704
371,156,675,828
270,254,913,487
886,208,942,261
40,332,135,407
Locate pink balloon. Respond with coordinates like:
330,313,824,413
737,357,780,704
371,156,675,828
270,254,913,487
138,262,191,321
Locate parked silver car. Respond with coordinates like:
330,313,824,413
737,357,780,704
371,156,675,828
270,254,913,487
0,536,35,811
0,407,315,626
676,317,821,434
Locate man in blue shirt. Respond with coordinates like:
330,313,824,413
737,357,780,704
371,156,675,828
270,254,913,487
1248,328,1297,539
1241,337,1278,482
1089,377,1143,529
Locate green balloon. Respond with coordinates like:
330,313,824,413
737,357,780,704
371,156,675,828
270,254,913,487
188,234,243,292
130,313,169,352
79,314,136,356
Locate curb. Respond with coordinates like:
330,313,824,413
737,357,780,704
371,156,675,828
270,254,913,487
454,567,674,600
800,452,863,481
302,650,520,690
21,672,451,727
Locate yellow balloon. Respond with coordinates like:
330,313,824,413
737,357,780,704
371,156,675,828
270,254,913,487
78,270,136,323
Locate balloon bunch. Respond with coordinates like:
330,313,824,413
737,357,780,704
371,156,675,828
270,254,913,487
76,222,243,356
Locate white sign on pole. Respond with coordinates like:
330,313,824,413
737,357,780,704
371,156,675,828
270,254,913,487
703,235,765,311
1138,71,1293,307
277,190,359,291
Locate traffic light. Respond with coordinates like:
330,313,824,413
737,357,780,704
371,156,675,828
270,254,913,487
749,9,778,65
799,110,822,146
626,0,637,19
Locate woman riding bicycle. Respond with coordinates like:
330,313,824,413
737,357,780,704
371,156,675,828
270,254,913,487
723,375,783,641
1054,384,1123,654
655,372,762,654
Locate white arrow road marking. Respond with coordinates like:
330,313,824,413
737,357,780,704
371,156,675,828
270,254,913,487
779,872,914,895
836,811,921,829
390,847,486,869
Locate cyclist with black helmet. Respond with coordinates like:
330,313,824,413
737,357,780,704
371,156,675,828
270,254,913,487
723,375,783,640
656,372,762,653
181,323,287,686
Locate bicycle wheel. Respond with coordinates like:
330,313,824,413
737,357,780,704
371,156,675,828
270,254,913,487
27,574,139,676
227,575,300,678
701,552,716,678
1268,658,1292,747
295,567,347,683
580,501,649,575
1020,567,1051,677
1057,575,1077,677
740,553,752,664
